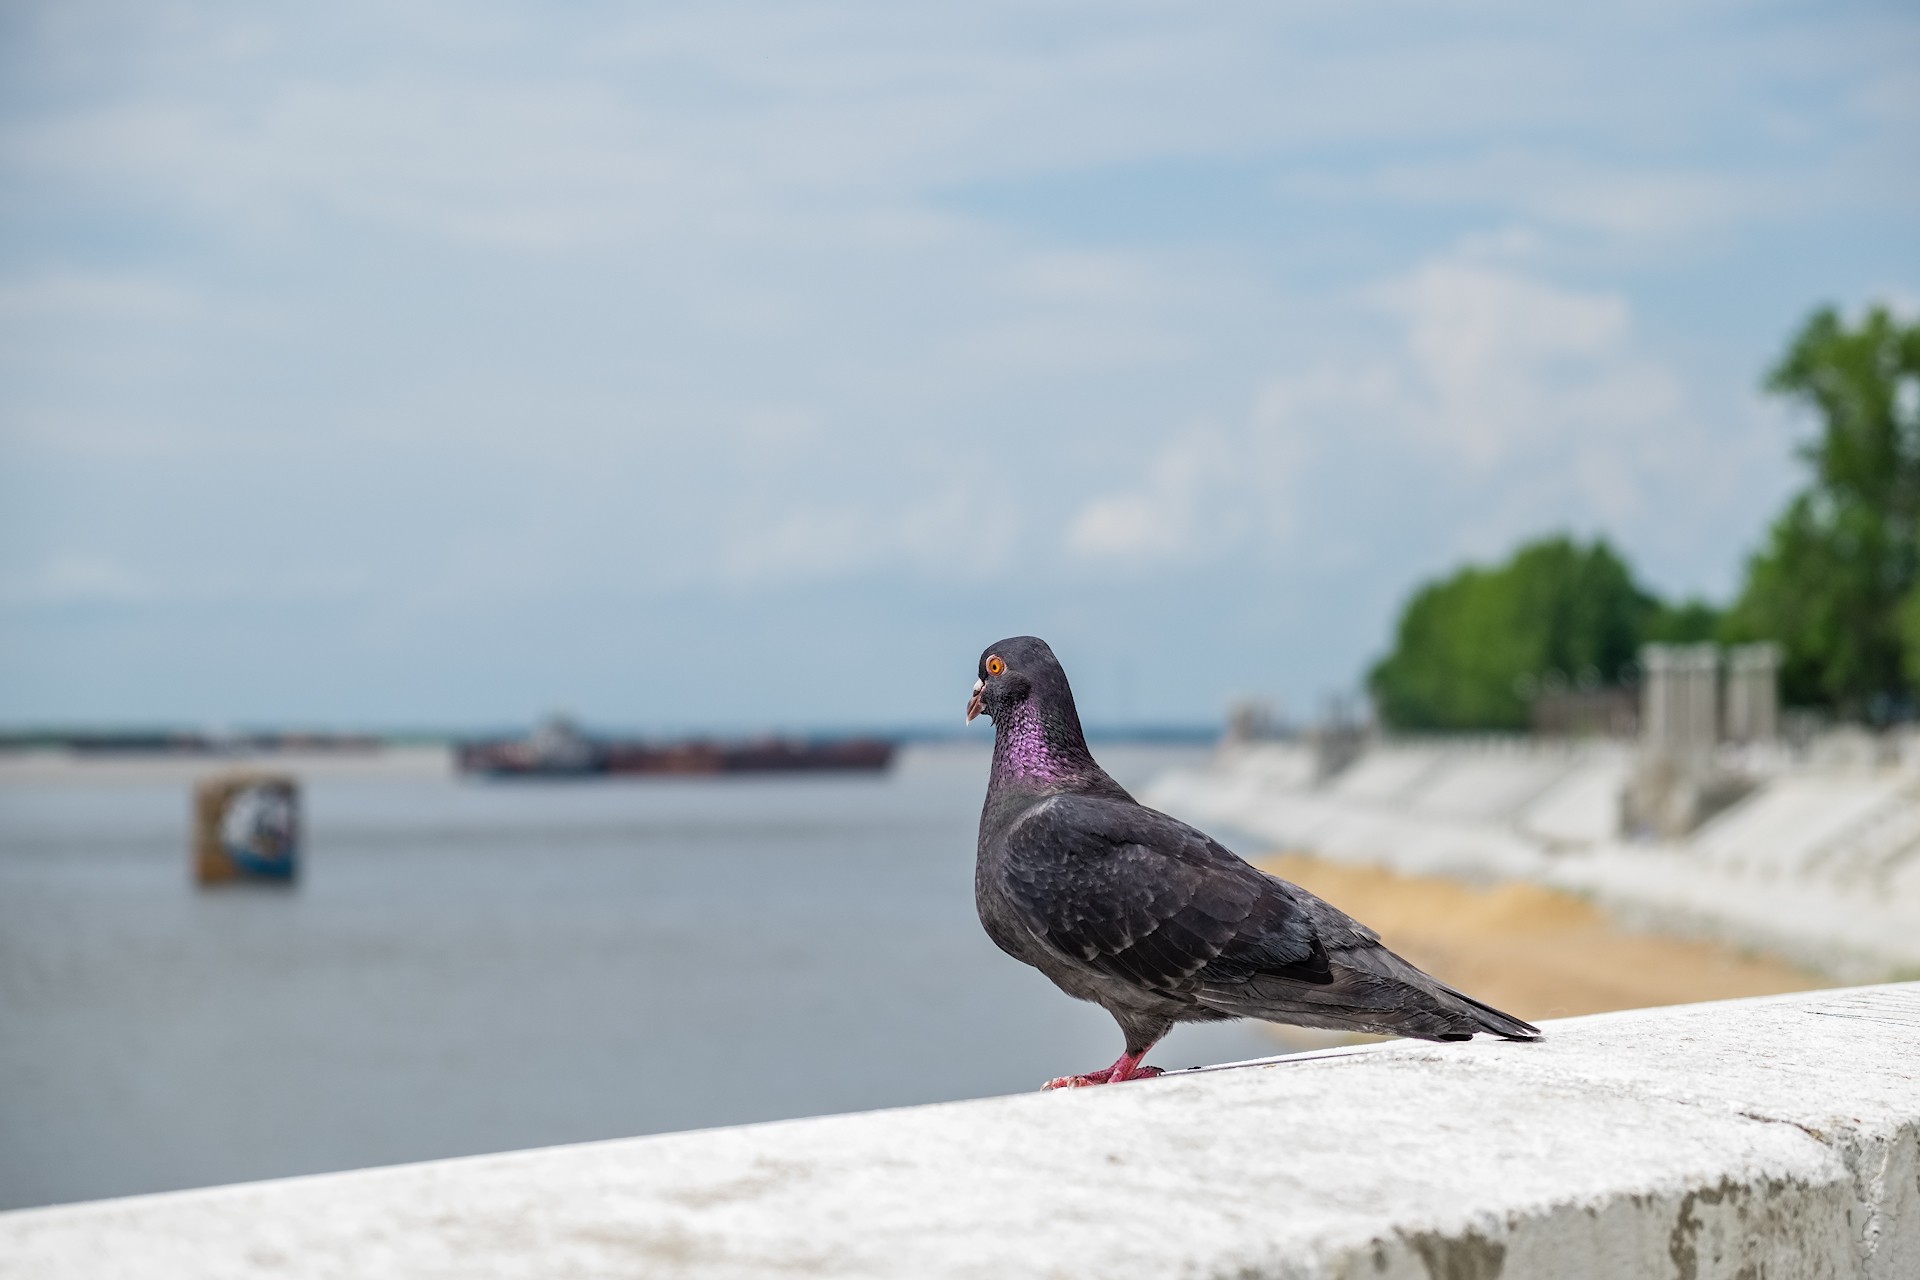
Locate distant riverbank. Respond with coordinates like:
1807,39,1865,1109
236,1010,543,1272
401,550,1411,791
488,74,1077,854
0,744,454,786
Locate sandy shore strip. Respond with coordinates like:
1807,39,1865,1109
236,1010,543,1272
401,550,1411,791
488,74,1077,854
1255,852,1824,1030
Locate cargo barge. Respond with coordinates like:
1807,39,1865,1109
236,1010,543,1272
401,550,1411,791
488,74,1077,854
456,718,895,778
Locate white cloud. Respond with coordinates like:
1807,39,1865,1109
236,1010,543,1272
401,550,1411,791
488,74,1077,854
717,507,877,583
709,481,1022,587
1289,152,1760,243
1063,255,1717,574
736,407,818,450
10,3,1896,259
1003,252,1159,305
0,0,1900,720
1066,418,1287,563
0,554,374,610
0,272,199,323
1379,259,1668,468
1,554,156,606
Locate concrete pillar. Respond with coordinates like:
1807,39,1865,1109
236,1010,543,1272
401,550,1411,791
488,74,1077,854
1640,644,1721,758
1631,643,1727,836
1725,643,1783,744
1639,644,1678,754
1680,643,1720,757
1644,643,1720,761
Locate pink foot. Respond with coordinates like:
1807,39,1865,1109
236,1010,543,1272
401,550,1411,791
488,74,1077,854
1040,1053,1165,1090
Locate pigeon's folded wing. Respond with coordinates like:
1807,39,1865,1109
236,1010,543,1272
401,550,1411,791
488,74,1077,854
994,794,1344,995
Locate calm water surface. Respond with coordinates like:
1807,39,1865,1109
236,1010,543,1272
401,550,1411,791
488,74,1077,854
0,742,1283,1210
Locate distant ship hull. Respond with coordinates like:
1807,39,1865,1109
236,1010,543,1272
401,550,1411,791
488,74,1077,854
457,735,895,778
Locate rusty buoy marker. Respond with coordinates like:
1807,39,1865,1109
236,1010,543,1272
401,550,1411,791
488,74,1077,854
193,773,299,884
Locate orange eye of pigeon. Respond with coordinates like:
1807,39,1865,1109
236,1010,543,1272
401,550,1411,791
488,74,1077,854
985,655,1005,676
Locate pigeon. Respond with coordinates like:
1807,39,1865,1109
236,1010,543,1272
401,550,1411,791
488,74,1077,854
967,636,1540,1090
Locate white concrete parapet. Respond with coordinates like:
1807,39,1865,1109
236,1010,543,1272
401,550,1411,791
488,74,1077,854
3,984,1917,1279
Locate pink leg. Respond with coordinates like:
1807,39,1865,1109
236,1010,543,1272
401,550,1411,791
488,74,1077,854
1041,1049,1167,1091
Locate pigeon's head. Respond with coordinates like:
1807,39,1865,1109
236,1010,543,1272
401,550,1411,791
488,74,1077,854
966,635,1072,726
967,637,1105,786
967,636,1105,788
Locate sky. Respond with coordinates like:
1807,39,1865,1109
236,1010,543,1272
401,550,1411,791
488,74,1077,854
2,1,1917,731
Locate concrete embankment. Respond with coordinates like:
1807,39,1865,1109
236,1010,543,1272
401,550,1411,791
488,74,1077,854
1149,741,1920,978
3,984,1916,1279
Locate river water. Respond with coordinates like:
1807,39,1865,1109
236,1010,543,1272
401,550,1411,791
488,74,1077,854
0,742,1282,1210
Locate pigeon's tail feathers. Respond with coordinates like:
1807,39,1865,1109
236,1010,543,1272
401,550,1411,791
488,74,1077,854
1438,982,1541,1041
1341,942,1542,1041
1198,972,1484,1042
1290,882,1540,1041
1198,941,1541,1043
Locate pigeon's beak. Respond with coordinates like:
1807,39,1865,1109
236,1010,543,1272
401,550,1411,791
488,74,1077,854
966,679,985,724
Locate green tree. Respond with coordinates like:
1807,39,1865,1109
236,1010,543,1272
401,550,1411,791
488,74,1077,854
1368,536,1658,731
1723,305,1920,716
1903,587,1920,689
1646,597,1722,645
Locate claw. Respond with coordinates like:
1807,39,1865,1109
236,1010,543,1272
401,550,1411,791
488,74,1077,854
1040,1059,1165,1090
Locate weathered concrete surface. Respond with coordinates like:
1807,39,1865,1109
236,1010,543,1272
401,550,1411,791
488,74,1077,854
3,985,1917,1279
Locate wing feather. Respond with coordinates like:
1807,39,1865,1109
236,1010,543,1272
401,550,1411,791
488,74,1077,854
994,795,1329,995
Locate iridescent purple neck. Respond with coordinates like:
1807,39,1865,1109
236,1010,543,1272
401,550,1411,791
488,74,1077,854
992,700,1080,786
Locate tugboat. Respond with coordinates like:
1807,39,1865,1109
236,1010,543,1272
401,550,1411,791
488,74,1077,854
457,716,896,778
